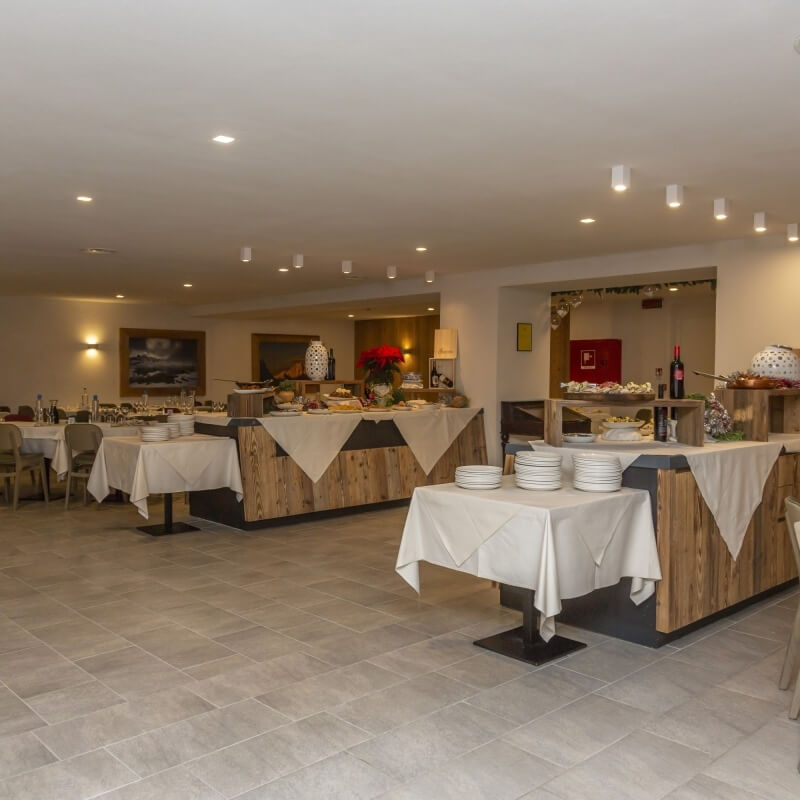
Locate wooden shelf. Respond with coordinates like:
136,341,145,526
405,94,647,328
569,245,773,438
295,379,364,396
545,398,706,447
716,388,800,441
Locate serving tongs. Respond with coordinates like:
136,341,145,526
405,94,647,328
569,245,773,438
214,378,274,387
693,370,731,383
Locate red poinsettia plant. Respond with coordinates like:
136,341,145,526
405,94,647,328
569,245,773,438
357,344,405,386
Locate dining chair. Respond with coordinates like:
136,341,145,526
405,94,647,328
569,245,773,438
0,405,10,412
64,423,103,509
780,496,800,719
0,423,50,511
18,405,35,417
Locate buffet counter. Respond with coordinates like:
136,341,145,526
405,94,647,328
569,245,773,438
503,439,799,646
190,408,487,528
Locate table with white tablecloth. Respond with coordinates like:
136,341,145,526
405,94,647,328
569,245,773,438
88,434,244,534
396,476,661,662
13,422,141,478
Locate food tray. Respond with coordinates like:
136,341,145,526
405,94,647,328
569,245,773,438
563,392,655,402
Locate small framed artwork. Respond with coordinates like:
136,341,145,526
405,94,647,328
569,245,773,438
516,322,533,352
119,328,206,396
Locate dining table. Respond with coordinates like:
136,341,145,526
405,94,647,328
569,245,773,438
396,475,661,665
88,433,244,536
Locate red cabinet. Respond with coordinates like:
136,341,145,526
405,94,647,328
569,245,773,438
569,338,622,384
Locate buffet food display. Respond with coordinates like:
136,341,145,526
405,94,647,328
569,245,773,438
562,380,654,401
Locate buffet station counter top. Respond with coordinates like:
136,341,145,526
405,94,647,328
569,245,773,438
190,408,487,528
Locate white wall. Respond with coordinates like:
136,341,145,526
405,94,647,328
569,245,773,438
568,291,717,396
0,297,353,412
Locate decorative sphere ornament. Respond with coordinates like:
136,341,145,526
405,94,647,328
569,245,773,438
304,340,328,381
750,344,800,381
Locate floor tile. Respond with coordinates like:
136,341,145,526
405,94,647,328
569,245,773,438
664,774,772,799
505,694,650,767
465,665,605,725
379,740,561,800
349,702,515,781
557,639,662,682
234,752,396,799
25,679,124,724
437,650,535,689
367,632,479,677
541,730,710,800
0,731,57,781
30,618,127,660
127,622,234,669
703,718,800,800
0,644,90,699
668,629,782,679
94,766,224,799
213,625,307,662
0,687,46,737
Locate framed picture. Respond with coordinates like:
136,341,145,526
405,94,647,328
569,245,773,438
119,328,206,396
516,322,533,352
251,333,318,382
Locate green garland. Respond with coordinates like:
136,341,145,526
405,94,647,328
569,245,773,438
551,279,716,298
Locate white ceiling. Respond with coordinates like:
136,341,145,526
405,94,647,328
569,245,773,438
1,1,799,306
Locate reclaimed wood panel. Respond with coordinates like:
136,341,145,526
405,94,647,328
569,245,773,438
655,454,799,633
237,414,486,522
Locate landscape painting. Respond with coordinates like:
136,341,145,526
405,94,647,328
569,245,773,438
251,333,317,382
120,328,206,395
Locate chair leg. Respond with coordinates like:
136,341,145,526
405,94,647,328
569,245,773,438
40,462,49,504
790,672,800,719
12,471,20,512
779,605,800,690
83,477,89,505
64,472,72,510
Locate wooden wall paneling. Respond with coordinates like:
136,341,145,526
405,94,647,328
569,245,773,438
354,316,439,382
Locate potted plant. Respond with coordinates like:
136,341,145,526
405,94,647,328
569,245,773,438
275,380,295,403
357,345,405,405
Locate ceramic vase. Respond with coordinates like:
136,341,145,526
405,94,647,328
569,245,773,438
305,340,328,381
370,382,392,406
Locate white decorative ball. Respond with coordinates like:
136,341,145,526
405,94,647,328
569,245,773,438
750,344,800,381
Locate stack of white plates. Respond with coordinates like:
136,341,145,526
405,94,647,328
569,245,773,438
167,421,181,438
167,413,193,421
573,453,623,492
455,465,502,490
178,419,195,436
140,425,170,442
514,451,562,490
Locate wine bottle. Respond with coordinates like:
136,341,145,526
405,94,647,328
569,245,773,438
654,384,668,442
91,394,99,422
431,363,439,388
669,345,684,399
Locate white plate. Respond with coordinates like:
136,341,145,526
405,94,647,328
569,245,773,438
456,483,502,490
563,434,597,443
276,402,303,410
306,408,331,414
269,410,302,417
574,484,621,493
602,420,645,429
392,405,412,411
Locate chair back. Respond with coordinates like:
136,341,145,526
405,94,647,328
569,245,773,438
65,423,103,459
784,497,800,574
0,423,23,462
0,405,10,412
2,415,32,422
18,405,35,417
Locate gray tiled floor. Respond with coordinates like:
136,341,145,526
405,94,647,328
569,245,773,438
0,494,798,799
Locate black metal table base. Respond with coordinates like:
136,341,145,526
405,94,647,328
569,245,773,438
474,587,586,666
137,493,198,537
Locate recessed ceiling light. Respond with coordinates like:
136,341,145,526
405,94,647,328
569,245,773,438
115,294,124,299
668,286,679,292
415,246,427,252
427,307,436,311
579,218,595,224
81,248,116,255
386,265,397,279
278,267,289,272
342,260,353,274
240,246,252,262
713,198,729,220
347,313,355,318
666,184,684,208
76,195,93,203
425,270,435,284
212,135,235,144
788,223,799,242
611,164,630,192
754,211,767,232
293,253,303,269
183,283,193,288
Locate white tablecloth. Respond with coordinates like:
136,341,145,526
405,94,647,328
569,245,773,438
768,433,800,453
88,434,244,519
396,476,661,640
196,408,482,481
13,422,140,479
533,440,782,560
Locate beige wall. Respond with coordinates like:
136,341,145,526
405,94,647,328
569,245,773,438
568,290,717,396
0,297,353,412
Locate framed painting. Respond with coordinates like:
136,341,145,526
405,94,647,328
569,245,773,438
516,322,533,352
119,328,206,396
251,333,318,382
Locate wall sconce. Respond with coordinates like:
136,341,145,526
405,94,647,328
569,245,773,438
85,340,100,356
